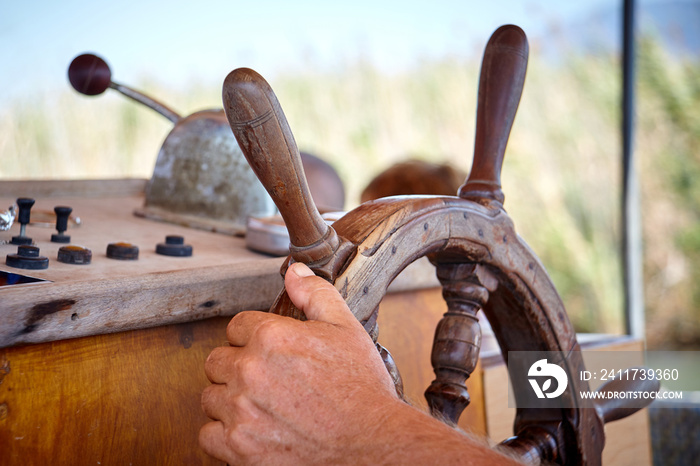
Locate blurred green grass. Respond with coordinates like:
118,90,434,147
1,37,698,348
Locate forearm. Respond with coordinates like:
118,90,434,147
352,398,522,465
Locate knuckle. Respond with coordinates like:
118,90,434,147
224,426,250,459
219,401,260,456
227,311,250,335
231,393,253,416
233,353,255,378
234,353,266,387
233,354,271,393
204,346,230,380
200,385,216,407
198,421,221,456
229,310,249,326
205,346,226,364
254,318,284,340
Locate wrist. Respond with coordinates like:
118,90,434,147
348,398,522,465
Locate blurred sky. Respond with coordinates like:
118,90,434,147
0,0,624,106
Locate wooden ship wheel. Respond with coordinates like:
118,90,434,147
221,25,657,466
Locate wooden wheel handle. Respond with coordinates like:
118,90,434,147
222,68,352,279
222,25,656,466
460,25,528,204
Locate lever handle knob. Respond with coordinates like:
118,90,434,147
68,54,112,96
222,68,339,266
68,53,181,122
459,25,528,204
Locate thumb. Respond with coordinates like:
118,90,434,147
285,262,361,328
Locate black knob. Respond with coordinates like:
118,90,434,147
68,54,112,96
156,235,193,257
165,235,184,245
17,245,39,257
51,206,72,243
106,242,139,260
16,198,34,225
11,198,35,245
58,245,92,265
6,245,49,270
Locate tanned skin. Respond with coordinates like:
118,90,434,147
200,262,521,465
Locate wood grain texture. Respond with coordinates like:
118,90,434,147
0,195,285,348
0,288,472,465
134,203,250,236
0,178,147,198
0,317,230,465
460,25,528,204
0,195,279,284
0,261,282,347
223,68,340,268
0,186,440,349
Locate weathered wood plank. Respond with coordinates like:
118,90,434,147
0,262,283,348
0,189,439,348
0,178,147,198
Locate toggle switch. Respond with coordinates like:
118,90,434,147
51,206,72,243
11,198,35,245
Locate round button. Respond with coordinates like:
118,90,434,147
6,245,49,270
156,235,193,257
106,242,139,260
58,245,92,265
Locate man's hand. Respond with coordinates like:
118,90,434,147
199,262,521,465
199,262,399,464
